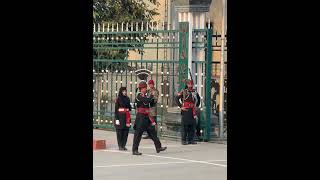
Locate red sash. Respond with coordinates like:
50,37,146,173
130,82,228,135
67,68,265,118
183,101,196,119
118,108,131,125
137,108,156,125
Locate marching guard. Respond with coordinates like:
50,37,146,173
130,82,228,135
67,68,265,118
132,81,167,155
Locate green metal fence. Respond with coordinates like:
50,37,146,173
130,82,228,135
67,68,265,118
93,21,215,141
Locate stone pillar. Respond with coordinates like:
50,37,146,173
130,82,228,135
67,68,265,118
174,0,212,102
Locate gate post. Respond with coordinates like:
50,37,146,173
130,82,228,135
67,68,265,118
178,22,189,91
205,28,213,141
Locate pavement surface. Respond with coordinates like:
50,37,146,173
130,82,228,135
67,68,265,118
93,130,227,180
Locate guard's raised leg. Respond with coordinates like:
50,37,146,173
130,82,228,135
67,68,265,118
147,127,166,153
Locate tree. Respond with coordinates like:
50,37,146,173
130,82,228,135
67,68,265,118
93,0,160,73
93,0,159,24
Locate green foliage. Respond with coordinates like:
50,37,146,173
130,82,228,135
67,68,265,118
93,0,159,24
93,0,159,72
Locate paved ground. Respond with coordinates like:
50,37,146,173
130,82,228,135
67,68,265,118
93,130,227,180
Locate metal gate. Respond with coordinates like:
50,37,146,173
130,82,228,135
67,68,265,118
93,22,216,141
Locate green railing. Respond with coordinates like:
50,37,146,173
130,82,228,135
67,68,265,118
93,22,215,141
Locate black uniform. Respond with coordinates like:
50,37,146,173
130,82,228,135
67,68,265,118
143,88,159,139
132,92,162,152
195,108,202,139
175,88,200,144
114,93,132,150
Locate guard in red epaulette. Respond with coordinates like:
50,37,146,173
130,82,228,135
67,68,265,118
175,79,200,145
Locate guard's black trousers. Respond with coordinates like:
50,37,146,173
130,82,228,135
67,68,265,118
132,126,161,151
181,124,195,143
116,129,129,148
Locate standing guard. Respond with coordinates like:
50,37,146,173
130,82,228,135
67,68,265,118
175,79,200,145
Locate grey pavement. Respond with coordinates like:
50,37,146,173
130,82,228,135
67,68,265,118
93,130,227,180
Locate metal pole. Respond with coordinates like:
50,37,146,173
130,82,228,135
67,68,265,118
187,12,193,80
205,27,213,141
219,0,226,138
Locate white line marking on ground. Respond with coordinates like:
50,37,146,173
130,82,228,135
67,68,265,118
101,150,227,168
139,144,198,149
143,154,227,167
94,161,192,168
100,149,130,154
207,160,227,162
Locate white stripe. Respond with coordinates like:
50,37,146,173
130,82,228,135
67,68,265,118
143,154,227,167
207,160,227,162
94,161,190,168
139,145,198,149
101,150,227,168
95,144,199,151
100,149,129,154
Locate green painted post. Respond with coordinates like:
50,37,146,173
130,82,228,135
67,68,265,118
205,28,213,141
178,22,189,91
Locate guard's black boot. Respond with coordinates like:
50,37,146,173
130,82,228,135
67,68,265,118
132,151,142,155
189,141,197,145
123,147,128,151
156,147,167,153
182,141,188,145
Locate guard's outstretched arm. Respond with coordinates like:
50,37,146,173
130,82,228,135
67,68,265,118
136,92,154,105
